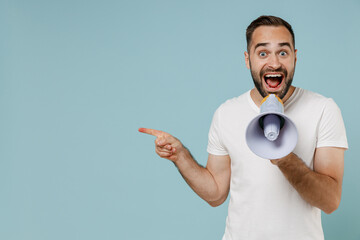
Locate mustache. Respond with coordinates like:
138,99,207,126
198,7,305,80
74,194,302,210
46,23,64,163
260,67,288,77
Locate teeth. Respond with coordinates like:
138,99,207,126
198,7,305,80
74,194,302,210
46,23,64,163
265,74,282,77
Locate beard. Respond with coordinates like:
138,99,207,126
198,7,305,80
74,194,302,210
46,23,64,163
250,63,295,99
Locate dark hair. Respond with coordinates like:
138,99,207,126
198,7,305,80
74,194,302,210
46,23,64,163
246,15,295,51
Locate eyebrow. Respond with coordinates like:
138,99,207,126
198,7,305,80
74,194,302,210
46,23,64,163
279,42,293,50
254,42,269,51
253,42,293,52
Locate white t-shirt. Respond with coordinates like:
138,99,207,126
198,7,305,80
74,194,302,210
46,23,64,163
207,88,348,240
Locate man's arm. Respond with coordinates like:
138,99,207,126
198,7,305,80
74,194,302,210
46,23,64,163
271,147,345,214
139,128,231,207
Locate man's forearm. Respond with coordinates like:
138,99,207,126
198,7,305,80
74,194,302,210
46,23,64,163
273,153,342,214
138,128,228,205
174,149,222,203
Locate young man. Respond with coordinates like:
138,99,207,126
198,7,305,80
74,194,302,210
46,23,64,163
139,16,348,240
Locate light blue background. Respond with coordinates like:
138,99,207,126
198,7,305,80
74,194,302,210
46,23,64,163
1,0,359,239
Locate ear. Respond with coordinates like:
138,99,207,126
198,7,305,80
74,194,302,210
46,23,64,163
294,49,298,65
244,51,250,69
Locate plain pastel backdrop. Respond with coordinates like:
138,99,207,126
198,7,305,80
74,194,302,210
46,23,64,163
0,0,359,239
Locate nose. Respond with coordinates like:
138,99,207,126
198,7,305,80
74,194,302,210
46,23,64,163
267,54,281,69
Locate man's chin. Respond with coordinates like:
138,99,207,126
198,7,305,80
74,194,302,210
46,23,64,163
261,89,282,98
263,85,289,99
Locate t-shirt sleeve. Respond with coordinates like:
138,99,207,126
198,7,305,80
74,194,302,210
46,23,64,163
316,98,348,149
207,107,229,155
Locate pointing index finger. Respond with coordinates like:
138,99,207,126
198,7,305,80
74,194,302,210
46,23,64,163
138,128,164,137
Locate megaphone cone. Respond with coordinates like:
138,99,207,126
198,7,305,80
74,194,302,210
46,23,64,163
246,94,298,159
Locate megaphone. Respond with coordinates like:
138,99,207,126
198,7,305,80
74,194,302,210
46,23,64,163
245,94,298,159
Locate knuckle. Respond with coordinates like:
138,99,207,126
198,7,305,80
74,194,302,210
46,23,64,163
160,153,170,158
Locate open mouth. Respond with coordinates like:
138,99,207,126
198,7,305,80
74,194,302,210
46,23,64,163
263,73,284,91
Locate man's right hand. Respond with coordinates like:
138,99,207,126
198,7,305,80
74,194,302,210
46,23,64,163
138,127,231,207
138,128,184,163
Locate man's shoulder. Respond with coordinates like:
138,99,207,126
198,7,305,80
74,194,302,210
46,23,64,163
291,87,331,106
211,91,253,126
295,87,328,100
289,88,340,115
218,91,250,110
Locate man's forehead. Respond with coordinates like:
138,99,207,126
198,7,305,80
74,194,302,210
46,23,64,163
250,26,294,51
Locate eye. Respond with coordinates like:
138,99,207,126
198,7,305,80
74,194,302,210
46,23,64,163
279,51,287,56
259,52,267,57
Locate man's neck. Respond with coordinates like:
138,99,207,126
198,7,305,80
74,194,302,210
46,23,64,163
250,86,295,107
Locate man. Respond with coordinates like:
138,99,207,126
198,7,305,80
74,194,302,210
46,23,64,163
139,16,348,240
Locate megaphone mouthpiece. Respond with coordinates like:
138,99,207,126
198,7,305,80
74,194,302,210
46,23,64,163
263,114,280,141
